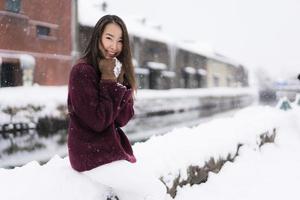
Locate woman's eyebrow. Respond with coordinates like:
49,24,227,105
104,33,122,40
105,33,114,37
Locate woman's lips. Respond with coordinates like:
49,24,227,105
106,51,117,59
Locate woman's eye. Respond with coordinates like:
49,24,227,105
118,40,123,43
106,37,112,40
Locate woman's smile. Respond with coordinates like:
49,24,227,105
105,50,118,59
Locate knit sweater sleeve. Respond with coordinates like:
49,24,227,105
68,63,127,132
114,89,134,127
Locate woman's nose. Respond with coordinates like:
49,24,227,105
110,41,118,51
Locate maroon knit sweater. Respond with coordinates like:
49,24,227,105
67,62,136,172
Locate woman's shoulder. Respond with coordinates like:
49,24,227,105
71,59,96,76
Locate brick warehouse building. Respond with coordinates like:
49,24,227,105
0,0,73,86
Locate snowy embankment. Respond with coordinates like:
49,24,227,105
1,98,300,200
0,85,257,124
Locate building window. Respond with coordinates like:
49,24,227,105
36,25,50,36
148,47,159,55
5,0,21,13
213,75,220,87
183,53,188,64
227,77,231,87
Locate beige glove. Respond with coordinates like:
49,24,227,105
98,59,116,81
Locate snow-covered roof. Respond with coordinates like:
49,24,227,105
161,71,176,77
176,40,215,58
213,53,241,67
197,68,207,76
146,62,167,70
124,16,175,44
183,66,197,74
135,67,150,75
176,41,240,67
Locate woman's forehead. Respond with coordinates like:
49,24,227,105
102,23,122,37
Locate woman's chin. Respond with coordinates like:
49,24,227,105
105,55,115,59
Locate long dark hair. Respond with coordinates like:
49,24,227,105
82,15,137,91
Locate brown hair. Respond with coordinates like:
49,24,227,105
82,15,137,91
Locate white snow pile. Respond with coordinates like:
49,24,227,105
0,103,300,200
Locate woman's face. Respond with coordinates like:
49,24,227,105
99,23,123,59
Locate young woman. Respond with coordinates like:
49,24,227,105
67,15,137,172
67,15,166,199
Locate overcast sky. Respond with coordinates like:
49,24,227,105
102,0,300,80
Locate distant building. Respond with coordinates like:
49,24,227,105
235,65,249,87
0,0,72,87
175,48,207,88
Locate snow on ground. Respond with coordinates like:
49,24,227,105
0,100,299,199
175,106,300,200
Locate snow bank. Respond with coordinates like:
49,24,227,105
133,106,283,186
175,107,300,200
0,85,256,107
1,104,299,200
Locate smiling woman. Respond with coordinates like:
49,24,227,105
67,15,166,199
68,14,136,172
